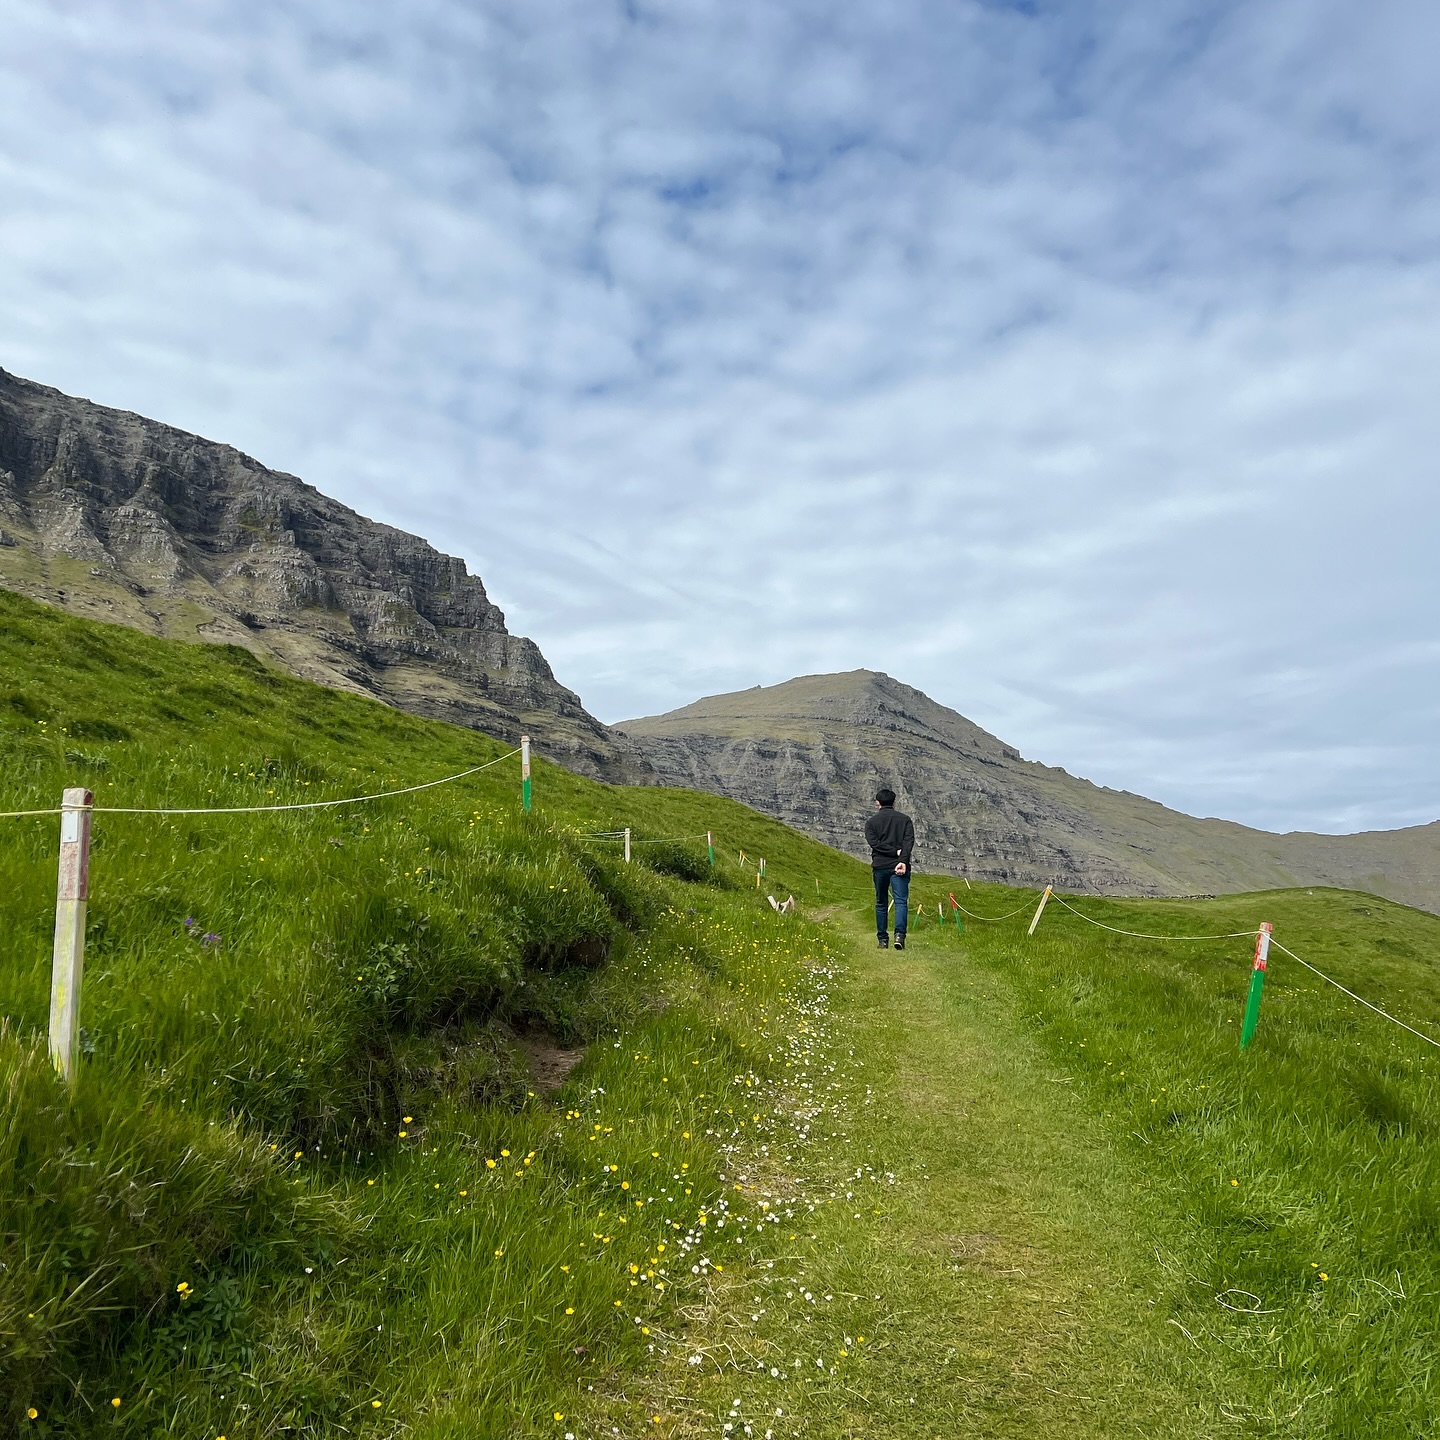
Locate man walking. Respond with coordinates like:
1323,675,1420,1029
865,787,914,949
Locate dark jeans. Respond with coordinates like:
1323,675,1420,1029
874,867,910,938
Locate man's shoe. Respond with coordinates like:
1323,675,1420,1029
877,935,889,949
894,934,906,951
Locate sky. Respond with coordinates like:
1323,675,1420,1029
2,0,1439,836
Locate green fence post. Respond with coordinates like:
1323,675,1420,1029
521,736,532,812
707,831,715,869
1240,923,1273,1049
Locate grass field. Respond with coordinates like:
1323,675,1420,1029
4,589,1440,1438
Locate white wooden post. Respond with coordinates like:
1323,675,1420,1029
624,827,631,863
49,787,93,1084
521,735,532,811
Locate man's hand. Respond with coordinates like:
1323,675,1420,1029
895,862,907,875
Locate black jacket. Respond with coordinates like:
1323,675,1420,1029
864,806,914,872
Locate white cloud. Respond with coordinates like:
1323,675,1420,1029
2,0,1438,833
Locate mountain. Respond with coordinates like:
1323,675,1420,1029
616,670,1440,912
0,367,643,779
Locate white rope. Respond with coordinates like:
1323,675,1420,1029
1048,893,1257,942
0,806,61,818
61,748,522,817
1270,939,1440,1050
950,899,1034,922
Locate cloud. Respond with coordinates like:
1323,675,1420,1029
2,0,1439,833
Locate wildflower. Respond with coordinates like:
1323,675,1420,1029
372,1401,382,1409
566,1307,575,1315
403,1116,413,1123
27,1409,38,1420
112,1398,122,1409
494,1247,505,1257
555,1413,565,1422
1320,1272,1329,1281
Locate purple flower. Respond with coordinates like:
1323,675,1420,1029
183,917,198,932
201,932,223,950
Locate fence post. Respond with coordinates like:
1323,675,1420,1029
624,827,631,863
1027,884,1053,937
521,736,532,812
707,831,715,869
1240,923,1273,1049
49,787,93,1085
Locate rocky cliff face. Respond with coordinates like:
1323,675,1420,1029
0,368,643,779
618,671,1440,912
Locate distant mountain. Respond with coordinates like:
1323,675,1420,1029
0,368,645,780
617,670,1440,912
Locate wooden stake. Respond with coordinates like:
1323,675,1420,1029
49,787,93,1084
521,735,532,811
624,827,631,863
707,831,714,868
1027,884,1053,937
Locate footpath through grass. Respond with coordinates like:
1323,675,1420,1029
640,880,1440,1439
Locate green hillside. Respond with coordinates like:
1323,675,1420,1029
5,588,1440,1438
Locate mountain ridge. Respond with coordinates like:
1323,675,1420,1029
0,366,644,779
617,669,1440,912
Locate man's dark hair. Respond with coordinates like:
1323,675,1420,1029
875,787,896,807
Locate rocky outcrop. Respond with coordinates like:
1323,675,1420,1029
618,671,1440,912
0,367,645,779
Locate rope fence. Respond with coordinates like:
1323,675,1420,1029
1270,938,1440,1050
18,742,529,1084
0,749,522,820
1047,892,1258,942
11,734,1440,1071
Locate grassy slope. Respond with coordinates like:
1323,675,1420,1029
5,590,1440,1438
0,591,863,1435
